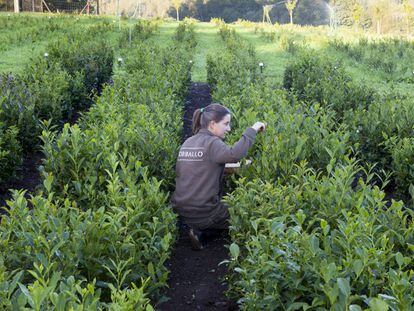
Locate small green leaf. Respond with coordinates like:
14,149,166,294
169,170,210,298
352,259,363,277
349,305,362,311
287,302,310,311
369,298,389,311
309,235,319,253
409,184,414,199
147,262,154,276
43,172,53,193
321,262,337,283
337,278,350,298
395,252,404,267
229,243,240,259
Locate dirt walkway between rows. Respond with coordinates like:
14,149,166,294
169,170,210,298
158,82,237,311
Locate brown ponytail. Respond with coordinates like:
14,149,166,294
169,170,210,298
192,103,231,134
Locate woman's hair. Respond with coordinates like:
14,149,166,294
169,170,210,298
192,103,231,134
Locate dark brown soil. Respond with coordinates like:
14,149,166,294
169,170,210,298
158,82,237,311
182,82,212,141
158,224,237,311
0,150,43,208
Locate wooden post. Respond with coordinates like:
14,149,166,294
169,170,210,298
14,0,19,12
42,0,51,13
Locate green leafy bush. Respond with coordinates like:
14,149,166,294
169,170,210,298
23,59,72,122
0,74,38,151
347,97,414,171
0,18,116,186
3,21,196,308
218,83,351,182
0,123,22,186
386,137,414,196
207,26,414,310
283,52,376,119
225,162,414,310
0,190,157,309
118,20,159,47
279,33,298,53
173,20,197,48
330,38,414,80
47,35,114,108
207,25,257,94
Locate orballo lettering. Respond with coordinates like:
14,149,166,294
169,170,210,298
179,150,204,158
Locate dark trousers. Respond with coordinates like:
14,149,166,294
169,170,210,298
181,203,229,231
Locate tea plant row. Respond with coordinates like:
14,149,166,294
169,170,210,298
0,15,131,53
329,38,414,83
284,50,414,199
0,20,196,309
0,17,117,188
207,26,414,310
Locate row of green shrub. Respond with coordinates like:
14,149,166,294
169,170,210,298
207,26,414,310
117,19,160,48
284,50,414,198
0,21,114,188
0,20,196,309
329,38,414,83
0,15,112,52
207,23,258,95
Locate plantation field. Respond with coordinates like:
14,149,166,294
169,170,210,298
2,14,413,97
2,13,414,310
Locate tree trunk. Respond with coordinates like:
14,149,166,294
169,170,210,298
14,0,19,12
176,8,179,21
290,11,293,24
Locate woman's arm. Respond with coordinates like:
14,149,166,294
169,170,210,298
209,127,257,164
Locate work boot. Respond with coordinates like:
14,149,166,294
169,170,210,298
188,228,203,250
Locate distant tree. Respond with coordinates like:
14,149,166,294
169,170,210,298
369,0,388,35
402,0,414,35
285,0,298,24
351,2,364,28
172,0,184,20
295,0,330,26
175,0,329,25
203,0,260,22
330,0,357,26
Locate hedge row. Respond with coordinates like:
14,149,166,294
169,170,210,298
0,20,114,187
0,20,196,309
207,26,414,310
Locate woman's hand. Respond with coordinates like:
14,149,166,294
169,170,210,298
252,122,266,133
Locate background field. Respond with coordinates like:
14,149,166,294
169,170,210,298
3,14,411,96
